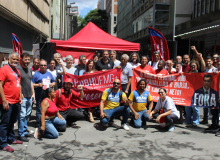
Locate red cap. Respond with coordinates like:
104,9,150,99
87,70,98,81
64,78,73,84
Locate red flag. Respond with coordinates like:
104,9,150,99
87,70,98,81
148,27,170,61
12,33,23,62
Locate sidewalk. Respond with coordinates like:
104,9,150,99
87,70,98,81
0,108,220,160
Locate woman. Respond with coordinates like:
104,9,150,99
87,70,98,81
84,60,96,122
93,54,99,67
149,88,180,131
188,60,199,73
37,88,66,139
47,59,66,89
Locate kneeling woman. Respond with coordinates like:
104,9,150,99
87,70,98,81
148,88,180,131
40,88,66,138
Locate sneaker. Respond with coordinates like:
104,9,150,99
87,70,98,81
215,131,220,137
11,140,23,144
121,124,129,131
18,136,29,142
204,125,219,132
200,119,208,124
192,124,198,127
168,125,175,132
2,146,14,152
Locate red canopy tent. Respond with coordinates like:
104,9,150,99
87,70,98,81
51,22,140,52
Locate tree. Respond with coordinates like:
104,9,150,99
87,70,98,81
78,9,108,32
77,15,84,31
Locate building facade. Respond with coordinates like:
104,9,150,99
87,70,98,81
51,0,60,39
98,0,106,10
0,0,50,56
106,0,118,36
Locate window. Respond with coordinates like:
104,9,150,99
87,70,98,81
114,16,117,24
136,22,138,32
194,0,197,18
206,0,210,13
202,0,205,15
211,0,215,11
198,0,201,17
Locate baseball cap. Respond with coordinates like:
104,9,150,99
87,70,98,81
64,78,73,84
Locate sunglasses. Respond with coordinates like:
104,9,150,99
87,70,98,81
40,65,47,66
158,92,164,94
113,82,120,85
190,65,196,67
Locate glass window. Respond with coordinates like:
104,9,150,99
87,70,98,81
114,16,117,24
155,10,169,25
202,0,205,15
136,22,138,32
211,0,215,11
206,0,210,13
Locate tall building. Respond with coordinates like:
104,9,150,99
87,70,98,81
51,0,60,39
106,0,117,37
0,0,50,55
98,0,106,10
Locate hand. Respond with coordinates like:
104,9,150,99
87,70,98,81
58,114,64,120
134,112,139,120
3,100,9,110
39,83,43,87
40,125,45,134
156,116,161,123
58,79,61,83
77,85,83,90
213,71,218,74
115,65,121,69
59,61,63,66
146,110,151,115
19,98,23,105
179,72,183,75
125,90,128,94
21,94,24,99
198,53,203,59
100,112,106,119
49,83,53,88
31,94,35,102
191,46,196,51
148,113,152,120
102,69,107,71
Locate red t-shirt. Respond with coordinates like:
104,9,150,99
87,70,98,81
136,65,154,73
182,65,191,73
154,69,169,75
0,65,21,104
54,88,80,111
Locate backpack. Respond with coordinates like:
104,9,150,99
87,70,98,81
58,89,72,100
107,88,123,103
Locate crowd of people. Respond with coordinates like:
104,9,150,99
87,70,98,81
0,46,220,152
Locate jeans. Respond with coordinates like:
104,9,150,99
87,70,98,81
36,100,41,127
121,84,131,97
210,109,219,127
133,109,149,128
100,106,130,125
185,106,200,125
203,108,209,120
18,97,32,137
0,103,20,149
40,117,66,139
154,113,179,125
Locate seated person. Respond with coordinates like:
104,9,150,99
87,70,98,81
54,78,84,129
38,88,66,139
100,79,131,130
128,79,153,128
149,88,180,132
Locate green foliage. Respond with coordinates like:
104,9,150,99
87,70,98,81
78,9,108,32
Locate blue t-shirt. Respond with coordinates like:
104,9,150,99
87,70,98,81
32,71,55,100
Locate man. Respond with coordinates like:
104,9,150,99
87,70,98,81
154,60,169,75
32,59,55,126
176,56,182,63
0,52,23,152
74,55,86,75
17,53,35,142
128,52,141,69
32,57,40,76
170,62,182,74
95,50,114,71
54,78,84,129
191,74,219,131
213,53,218,68
100,79,131,130
136,56,154,73
53,53,64,88
148,51,160,70
128,79,153,128
65,55,77,75
182,54,191,73
120,54,133,95
166,60,176,73
110,50,120,68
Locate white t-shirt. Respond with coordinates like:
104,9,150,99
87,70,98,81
47,69,57,81
204,66,217,73
65,66,77,75
113,59,121,68
155,96,180,118
148,61,159,70
128,62,141,69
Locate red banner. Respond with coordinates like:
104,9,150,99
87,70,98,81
148,27,170,61
131,68,219,108
63,69,121,108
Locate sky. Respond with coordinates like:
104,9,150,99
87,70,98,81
68,0,98,17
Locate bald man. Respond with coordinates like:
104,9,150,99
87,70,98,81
100,79,131,130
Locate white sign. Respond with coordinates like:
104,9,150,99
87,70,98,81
33,44,40,59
